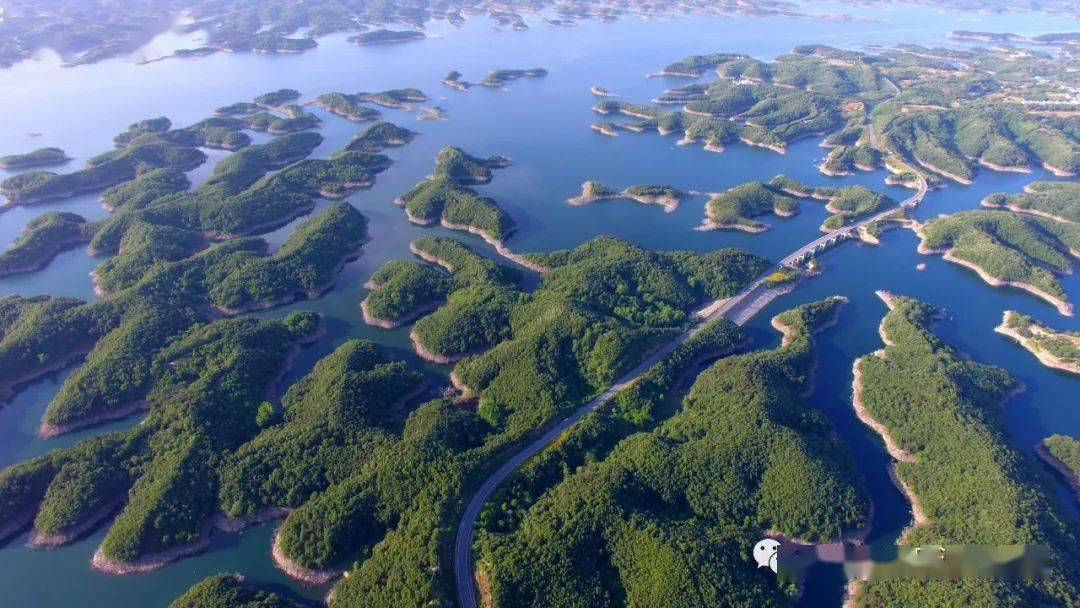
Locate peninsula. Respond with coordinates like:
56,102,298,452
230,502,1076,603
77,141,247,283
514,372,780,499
0,212,94,277
995,311,1080,375
349,29,425,45
1037,435,1080,505
912,210,1079,316
0,147,69,169
850,291,1080,607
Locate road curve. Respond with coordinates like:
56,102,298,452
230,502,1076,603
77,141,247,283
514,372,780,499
453,179,929,608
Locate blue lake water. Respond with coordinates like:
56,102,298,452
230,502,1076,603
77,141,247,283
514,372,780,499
0,5,1077,606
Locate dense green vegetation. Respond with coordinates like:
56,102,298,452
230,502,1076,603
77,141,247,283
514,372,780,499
661,52,748,76
343,121,415,152
349,29,425,44
6,225,765,605
601,43,1080,184
239,107,318,135
410,236,522,289
397,146,516,243
623,184,680,200
480,68,548,87
214,102,261,117
854,294,1080,606
0,212,95,276
100,168,190,212
265,151,390,198
0,311,320,563
593,100,740,150
356,88,427,107
702,181,796,231
112,117,172,145
1043,435,1080,487
171,574,300,608
1000,310,1080,372
1,142,206,205
92,222,206,294
408,236,523,358
253,237,762,605
89,132,363,253
983,181,1080,223
113,116,253,151
457,237,768,433
0,147,68,169
315,92,382,121
254,89,301,108
480,298,869,607
822,185,892,229
53,203,364,424
206,202,368,311
918,210,1080,304
362,260,452,325
880,105,1079,181
481,315,749,544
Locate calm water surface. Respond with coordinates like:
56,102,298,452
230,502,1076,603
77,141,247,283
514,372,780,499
0,5,1077,606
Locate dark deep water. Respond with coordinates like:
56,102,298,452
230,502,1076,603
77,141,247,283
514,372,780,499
0,4,1077,606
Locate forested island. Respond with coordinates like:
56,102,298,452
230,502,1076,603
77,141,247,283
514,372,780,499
443,70,471,90
596,43,1079,185
344,121,415,152
315,92,382,121
850,292,1080,607
480,68,548,87
0,147,69,169
395,146,516,246
982,181,1080,224
0,212,94,277
698,181,796,232
363,234,521,341
698,175,894,232
996,311,1080,375
567,181,682,212
911,209,1080,315
1,143,206,206
349,29,425,45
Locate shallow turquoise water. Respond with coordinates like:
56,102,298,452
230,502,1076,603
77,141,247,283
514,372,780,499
0,6,1077,607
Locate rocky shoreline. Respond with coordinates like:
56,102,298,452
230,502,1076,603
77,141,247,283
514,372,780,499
980,195,1072,224
361,297,442,329
0,342,96,405
994,312,1080,375
0,233,92,278
38,398,149,438
908,221,1074,317
271,529,342,585
566,182,680,212
29,497,124,548
1035,442,1080,505
849,291,928,548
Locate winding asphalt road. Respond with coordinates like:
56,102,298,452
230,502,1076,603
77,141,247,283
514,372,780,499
452,169,926,608
454,71,925,604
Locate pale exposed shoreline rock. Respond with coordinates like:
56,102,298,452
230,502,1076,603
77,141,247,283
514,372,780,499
1035,441,1080,505
995,311,1080,375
